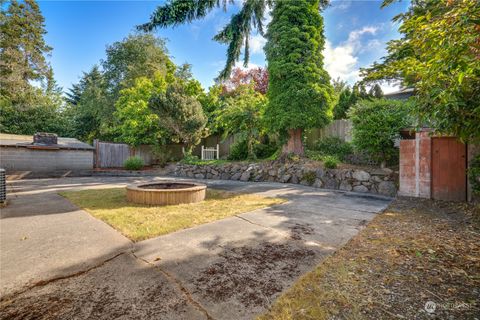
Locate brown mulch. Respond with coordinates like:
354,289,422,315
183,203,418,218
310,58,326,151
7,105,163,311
260,197,480,319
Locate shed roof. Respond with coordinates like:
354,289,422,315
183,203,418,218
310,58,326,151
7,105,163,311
0,133,94,150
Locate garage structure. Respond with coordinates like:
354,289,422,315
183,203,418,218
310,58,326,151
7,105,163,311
398,129,478,202
0,133,94,178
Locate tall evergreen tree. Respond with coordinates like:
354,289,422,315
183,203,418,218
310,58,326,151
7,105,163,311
0,0,52,105
264,0,332,155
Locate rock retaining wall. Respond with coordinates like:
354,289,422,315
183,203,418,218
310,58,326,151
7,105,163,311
170,160,398,197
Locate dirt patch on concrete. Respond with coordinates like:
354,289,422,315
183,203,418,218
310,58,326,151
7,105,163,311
289,223,315,240
193,242,316,308
0,254,205,320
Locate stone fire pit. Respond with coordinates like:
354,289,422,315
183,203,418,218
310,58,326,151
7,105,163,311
126,182,207,205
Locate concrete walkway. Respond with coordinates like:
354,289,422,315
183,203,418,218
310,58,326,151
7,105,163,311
0,177,391,319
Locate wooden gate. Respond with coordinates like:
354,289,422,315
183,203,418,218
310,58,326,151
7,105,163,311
431,137,466,201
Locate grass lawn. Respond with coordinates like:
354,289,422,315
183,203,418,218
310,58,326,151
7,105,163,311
259,198,480,320
60,188,285,242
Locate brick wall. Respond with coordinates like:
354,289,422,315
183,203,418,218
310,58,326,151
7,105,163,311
0,147,93,173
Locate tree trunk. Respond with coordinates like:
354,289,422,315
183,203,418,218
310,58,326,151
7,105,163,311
282,128,304,156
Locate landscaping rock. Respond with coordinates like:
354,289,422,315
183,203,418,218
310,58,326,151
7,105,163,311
378,181,397,197
353,185,369,193
231,172,242,180
352,170,370,181
339,180,353,191
313,179,323,188
240,171,251,181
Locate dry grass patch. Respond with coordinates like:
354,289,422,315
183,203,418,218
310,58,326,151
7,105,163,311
258,198,480,320
60,188,285,242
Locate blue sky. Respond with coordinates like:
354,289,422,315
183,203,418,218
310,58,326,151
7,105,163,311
39,0,410,93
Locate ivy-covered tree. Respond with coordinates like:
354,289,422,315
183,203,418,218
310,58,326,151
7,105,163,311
264,0,333,155
149,83,207,154
361,0,480,141
139,0,331,155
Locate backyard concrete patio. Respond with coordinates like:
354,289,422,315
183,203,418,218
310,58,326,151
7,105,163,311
0,177,391,319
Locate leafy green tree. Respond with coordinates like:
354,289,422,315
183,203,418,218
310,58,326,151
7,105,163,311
333,87,357,120
349,99,413,167
264,0,333,155
362,0,480,141
0,0,52,105
149,83,207,154
216,85,266,159
113,74,166,146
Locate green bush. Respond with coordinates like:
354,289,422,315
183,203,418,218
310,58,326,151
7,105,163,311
322,155,339,169
349,99,413,166
305,150,324,161
468,154,480,194
228,139,249,160
314,137,353,161
124,156,144,170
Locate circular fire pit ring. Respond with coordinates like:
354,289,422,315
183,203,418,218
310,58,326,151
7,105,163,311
126,181,207,205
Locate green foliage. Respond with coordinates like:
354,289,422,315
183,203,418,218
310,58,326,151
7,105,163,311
0,97,69,136
314,137,353,161
349,99,413,164
124,156,144,170
362,0,480,142
369,84,383,98
301,171,316,185
64,66,108,142
333,88,358,120
150,83,207,153
151,144,172,167
468,155,480,194
113,74,166,146
254,141,278,159
228,139,249,161
216,86,266,159
322,156,339,169
305,150,324,162
0,0,52,105
264,0,333,139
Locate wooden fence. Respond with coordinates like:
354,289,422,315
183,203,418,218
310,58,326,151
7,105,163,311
94,140,156,168
305,119,352,149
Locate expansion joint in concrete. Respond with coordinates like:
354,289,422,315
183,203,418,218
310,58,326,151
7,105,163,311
130,251,214,320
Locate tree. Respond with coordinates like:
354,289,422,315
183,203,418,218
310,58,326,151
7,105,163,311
0,0,52,105
149,83,207,154
349,99,413,167
140,0,332,155
65,66,109,142
333,87,357,120
264,0,333,155
361,0,480,141
369,84,383,98
222,67,269,94
216,85,266,159
113,74,166,147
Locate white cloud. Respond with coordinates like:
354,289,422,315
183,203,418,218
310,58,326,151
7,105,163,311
233,61,261,70
249,34,266,54
323,26,379,83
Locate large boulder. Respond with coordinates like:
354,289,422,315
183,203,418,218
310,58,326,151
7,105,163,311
378,181,397,197
352,170,370,181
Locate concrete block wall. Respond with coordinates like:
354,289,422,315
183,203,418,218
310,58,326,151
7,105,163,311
0,147,93,173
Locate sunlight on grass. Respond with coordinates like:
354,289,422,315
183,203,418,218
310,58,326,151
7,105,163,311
60,188,285,242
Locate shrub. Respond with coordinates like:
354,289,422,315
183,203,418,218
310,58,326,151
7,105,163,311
124,156,144,170
322,155,339,169
254,142,278,159
314,137,353,161
349,99,413,166
468,154,480,194
228,139,249,160
305,150,324,162
151,144,172,167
